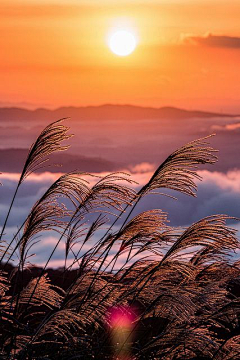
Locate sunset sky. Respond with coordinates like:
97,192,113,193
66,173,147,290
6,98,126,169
1,0,240,111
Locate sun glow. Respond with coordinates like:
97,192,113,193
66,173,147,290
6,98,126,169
108,30,137,57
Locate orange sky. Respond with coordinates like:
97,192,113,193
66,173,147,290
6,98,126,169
1,0,240,111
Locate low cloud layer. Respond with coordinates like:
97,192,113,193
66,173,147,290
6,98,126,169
212,122,240,131
1,168,240,224
1,168,240,267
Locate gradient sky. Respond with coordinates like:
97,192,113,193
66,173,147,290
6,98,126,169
1,0,240,111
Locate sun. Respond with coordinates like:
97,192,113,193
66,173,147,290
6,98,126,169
108,30,137,57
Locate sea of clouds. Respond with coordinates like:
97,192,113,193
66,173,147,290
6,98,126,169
1,166,240,268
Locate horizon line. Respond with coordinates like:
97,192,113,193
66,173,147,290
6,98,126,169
0,103,239,116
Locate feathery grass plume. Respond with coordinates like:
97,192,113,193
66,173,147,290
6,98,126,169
63,173,136,268
66,273,119,314
0,271,9,297
4,276,64,358
109,135,218,264
138,135,218,198
39,171,91,209
100,217,238,313
25,173,135,300
131,215,238,289
161,215,238,263
214,335,240,359
19,119,72,184
60,173,137,293
27,277,115,358
60,173,136,272
17,172,93,266
0,118,72,244
17,274,63,310
18,309,90,359
209,296,240,327
103,209,170,272
18,201,66,269
77,172,136,216
148,287,198,322
142,326,220,359
26,171,91,216
117,209,169,251
34,310,86,343
190,245,227,266
25,309,99,359
3,172,90,265
12,335,31,356
116,215,238,324
0,272,11,321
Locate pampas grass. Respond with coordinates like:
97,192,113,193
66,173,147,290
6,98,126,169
0,121,239,360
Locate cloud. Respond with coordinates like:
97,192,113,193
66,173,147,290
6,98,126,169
130,170,240,226
212,122,240,131
1,169,240,268
197,170,240,192
184,33,240,49
130,162,156,174
1,168,240,224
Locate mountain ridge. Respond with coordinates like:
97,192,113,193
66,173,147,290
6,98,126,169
0,148,119,173
0,104,239,123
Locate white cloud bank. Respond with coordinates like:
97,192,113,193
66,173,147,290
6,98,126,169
1,167,239,268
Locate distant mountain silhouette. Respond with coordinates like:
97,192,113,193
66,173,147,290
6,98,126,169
0,149,119,173
0,104,238,123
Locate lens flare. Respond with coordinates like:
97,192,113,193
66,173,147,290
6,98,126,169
106,306,138,360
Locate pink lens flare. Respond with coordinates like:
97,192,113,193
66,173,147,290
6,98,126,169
106,305,138,329
105,306,139,360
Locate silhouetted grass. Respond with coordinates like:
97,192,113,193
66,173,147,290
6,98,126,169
0,120,239,359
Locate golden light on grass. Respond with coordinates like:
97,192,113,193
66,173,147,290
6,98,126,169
108,30,137,56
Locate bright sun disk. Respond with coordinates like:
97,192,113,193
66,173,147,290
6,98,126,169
108,30,137,57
